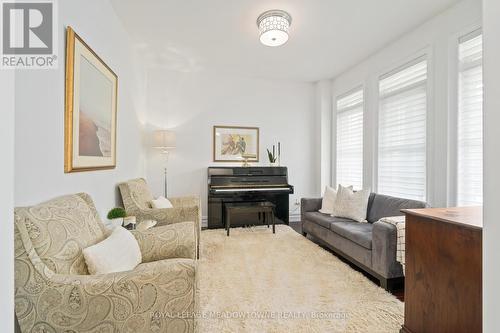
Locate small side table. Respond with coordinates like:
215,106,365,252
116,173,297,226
224,201,276,236
123,216,137,230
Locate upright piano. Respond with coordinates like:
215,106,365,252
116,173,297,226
207,167,294,229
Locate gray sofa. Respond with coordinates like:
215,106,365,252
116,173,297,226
301,193,426,290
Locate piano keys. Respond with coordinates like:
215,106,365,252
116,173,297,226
207,167,294,229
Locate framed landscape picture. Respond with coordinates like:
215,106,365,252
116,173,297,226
64,26,118,173
213,126,259,162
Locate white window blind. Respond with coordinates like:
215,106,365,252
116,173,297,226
457,31,483,206
336,89,363,189
378,58,427,201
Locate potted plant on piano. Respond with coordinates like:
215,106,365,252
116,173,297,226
267,143,281,166
267,148,277,166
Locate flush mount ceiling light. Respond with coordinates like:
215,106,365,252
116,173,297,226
257,10,292,47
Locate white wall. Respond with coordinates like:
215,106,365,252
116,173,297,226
316,80,333,193
0,69,15,332
145,70,318,224
483,0,500,330
14,0,147,218
330,0,481,207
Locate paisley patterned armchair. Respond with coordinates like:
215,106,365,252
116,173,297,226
14,193,196,333
118,178,201,258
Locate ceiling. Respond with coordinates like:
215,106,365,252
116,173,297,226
111,0,461,82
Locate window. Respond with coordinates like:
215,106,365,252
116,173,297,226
336,89,363,189
378,58,427,201
457,31,483,206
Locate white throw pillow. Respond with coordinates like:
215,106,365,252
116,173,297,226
319,186,337,214
332,185,371,222
319,185,353,215
83,226,142,275
151,196,173,209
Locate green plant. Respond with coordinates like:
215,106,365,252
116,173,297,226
107,207,126,220
267,148,277,163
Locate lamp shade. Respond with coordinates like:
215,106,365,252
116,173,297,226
152,130,176,150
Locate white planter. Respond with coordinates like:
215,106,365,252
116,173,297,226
108,218,123,229
269,162,278,167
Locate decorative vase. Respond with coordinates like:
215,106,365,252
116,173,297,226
270,161,278,167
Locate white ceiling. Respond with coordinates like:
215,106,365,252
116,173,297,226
111,0,461,82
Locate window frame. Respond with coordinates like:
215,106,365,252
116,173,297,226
447,24,482,206
334,86,365,189
448,26,483,206
375,51,433,201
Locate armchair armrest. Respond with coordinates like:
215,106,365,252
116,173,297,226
135,196,201,259
131,222,196,261
18,258,195,332
137,205,200,227
372,220,402,279
169,196,200,207
169,196,201,256
300,197,323,221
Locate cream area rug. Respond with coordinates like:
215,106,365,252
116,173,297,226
196,225,404,333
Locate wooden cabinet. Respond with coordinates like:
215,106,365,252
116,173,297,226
401,207,482,333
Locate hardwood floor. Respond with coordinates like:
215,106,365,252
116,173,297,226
289,221,404,302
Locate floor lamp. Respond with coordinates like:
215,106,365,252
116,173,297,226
152,130,176,197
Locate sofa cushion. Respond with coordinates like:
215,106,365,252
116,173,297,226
329,221,373,249
365,193,377,217
367,193,426,223
302,220,372,268
303,212,352,229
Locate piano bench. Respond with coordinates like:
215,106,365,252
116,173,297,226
224,201,276,236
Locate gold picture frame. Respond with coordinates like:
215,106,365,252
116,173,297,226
213,126,259,162
64,26,118,173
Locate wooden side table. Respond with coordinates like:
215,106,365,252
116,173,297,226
401,207,482,333
224,201,276,236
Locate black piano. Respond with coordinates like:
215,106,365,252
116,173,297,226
207,167,294,229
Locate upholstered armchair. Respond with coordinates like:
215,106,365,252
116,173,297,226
14,193,196,333
118,178,201,257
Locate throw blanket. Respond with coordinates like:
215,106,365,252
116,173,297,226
379,216,406,274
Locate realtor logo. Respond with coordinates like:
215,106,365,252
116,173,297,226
1,0,58,69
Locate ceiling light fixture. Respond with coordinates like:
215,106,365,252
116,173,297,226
257,10,292,47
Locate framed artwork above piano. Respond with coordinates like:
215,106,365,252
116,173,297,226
207,167,294,229
213,126,259,162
